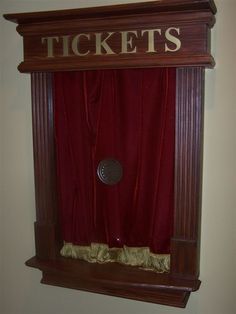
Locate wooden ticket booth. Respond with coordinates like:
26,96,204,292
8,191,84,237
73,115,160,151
4,0,216,308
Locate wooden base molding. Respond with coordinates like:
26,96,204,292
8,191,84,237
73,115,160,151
26,256,200,308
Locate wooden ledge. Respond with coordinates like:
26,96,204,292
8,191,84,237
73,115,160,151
26,256,200,308
4,0,217,25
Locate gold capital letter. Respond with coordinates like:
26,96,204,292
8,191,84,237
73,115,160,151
165,28,181,52
72,34,90,56
62,35,70,56
120,31,138,54
95,32,115,55
41,36,59,58
141,29,162,53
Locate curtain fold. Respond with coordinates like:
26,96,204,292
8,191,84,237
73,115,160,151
54,68,176,271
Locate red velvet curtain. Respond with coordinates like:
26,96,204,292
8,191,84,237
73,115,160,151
54,68,175,254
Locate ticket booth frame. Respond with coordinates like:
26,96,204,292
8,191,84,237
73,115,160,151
4,0,216,308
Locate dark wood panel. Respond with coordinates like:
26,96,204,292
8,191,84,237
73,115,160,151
26,256,201,308
23,24,207,56
171,238,199,279
171,67,204,279
174,67,204,240
42,272,190,308
34,222,58,260
19,55,214,73
31,73,57,222
4,1,216,71
4,0,217,24
17,11,214,36
31,73,61,259
4,0,216,307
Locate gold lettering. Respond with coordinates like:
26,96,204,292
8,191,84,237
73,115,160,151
72,34,90,56
165,28,181,52
62,35,70,56
120,31,138,54
95,32,115,55
41,27,182,59
41,36,59,58
141,29,162,53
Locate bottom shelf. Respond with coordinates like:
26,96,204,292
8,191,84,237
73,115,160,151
26,256,200,308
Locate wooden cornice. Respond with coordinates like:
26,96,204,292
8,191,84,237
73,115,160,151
4,1,217,25
3,0,216,72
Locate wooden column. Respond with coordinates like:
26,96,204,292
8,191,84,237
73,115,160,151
171,67,204,279
31,72,60,259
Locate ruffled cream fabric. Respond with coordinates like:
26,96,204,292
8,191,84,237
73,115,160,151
61,242,170,273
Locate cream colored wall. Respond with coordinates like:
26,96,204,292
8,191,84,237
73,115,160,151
0,0,235,313
0,6,3,313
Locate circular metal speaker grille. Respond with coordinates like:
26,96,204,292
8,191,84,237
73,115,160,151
97,158,123,185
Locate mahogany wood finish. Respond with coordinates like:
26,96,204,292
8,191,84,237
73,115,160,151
3,0,217,24
26,256,200,308
31,73,60,260
4,0,216,308
171,67,205,279
4,0,216,72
